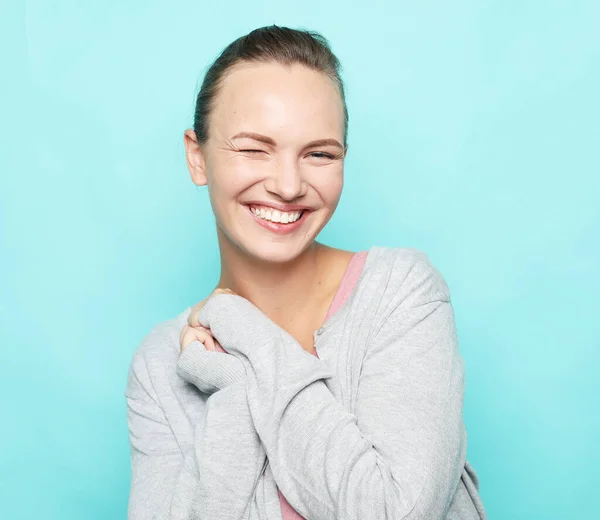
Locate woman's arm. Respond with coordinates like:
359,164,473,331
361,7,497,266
125,344,267,520
198,257,468,520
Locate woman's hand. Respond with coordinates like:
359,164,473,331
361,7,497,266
196,292,283,357
179,324,221,353
180,288,237,354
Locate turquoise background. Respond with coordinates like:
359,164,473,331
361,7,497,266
2,1,598,518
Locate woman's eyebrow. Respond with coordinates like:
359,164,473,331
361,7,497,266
231,132,276,146
230,132,344,150
305,138,344,150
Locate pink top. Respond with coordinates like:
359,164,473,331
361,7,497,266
277,250,369,519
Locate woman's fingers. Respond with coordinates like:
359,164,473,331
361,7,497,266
183,288,238,353
188,299,207,327
180,324,217,353
213,338,227,354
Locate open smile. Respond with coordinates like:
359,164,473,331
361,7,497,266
243,204,312,235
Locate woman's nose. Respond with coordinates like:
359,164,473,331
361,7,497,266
266,160,306,201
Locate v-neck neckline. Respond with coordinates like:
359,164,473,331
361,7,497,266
314,246,377,339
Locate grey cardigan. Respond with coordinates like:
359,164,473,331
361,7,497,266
125,247,487,519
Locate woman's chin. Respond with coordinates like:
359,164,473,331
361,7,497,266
242,240,311,265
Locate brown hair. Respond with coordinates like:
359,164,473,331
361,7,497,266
193,25,349,147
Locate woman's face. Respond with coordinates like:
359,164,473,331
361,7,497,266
186,61,346,264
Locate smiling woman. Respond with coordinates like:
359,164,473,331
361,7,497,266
125,25,487,520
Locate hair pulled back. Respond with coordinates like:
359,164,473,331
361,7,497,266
193,25,349,147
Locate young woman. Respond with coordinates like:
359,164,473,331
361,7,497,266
125,25,487,520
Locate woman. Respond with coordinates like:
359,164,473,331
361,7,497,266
125,25,486,519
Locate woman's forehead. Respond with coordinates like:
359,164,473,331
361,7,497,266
211,62,345,140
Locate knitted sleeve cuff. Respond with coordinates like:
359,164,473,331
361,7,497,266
176,341,246,394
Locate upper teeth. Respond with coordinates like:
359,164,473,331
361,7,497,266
250,206,303,223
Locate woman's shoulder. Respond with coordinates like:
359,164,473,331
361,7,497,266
367,245,434,268
127,306,192,385
364,246,450,303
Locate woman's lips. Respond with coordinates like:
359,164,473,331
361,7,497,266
244,204,310,235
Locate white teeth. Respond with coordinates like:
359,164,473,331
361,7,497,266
250,206,302,224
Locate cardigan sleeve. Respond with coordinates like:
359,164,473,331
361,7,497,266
197,257,467,520
125,347,267,520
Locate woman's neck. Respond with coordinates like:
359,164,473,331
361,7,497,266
215,236,337,327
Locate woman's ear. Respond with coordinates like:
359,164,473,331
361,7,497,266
184,129,208,186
